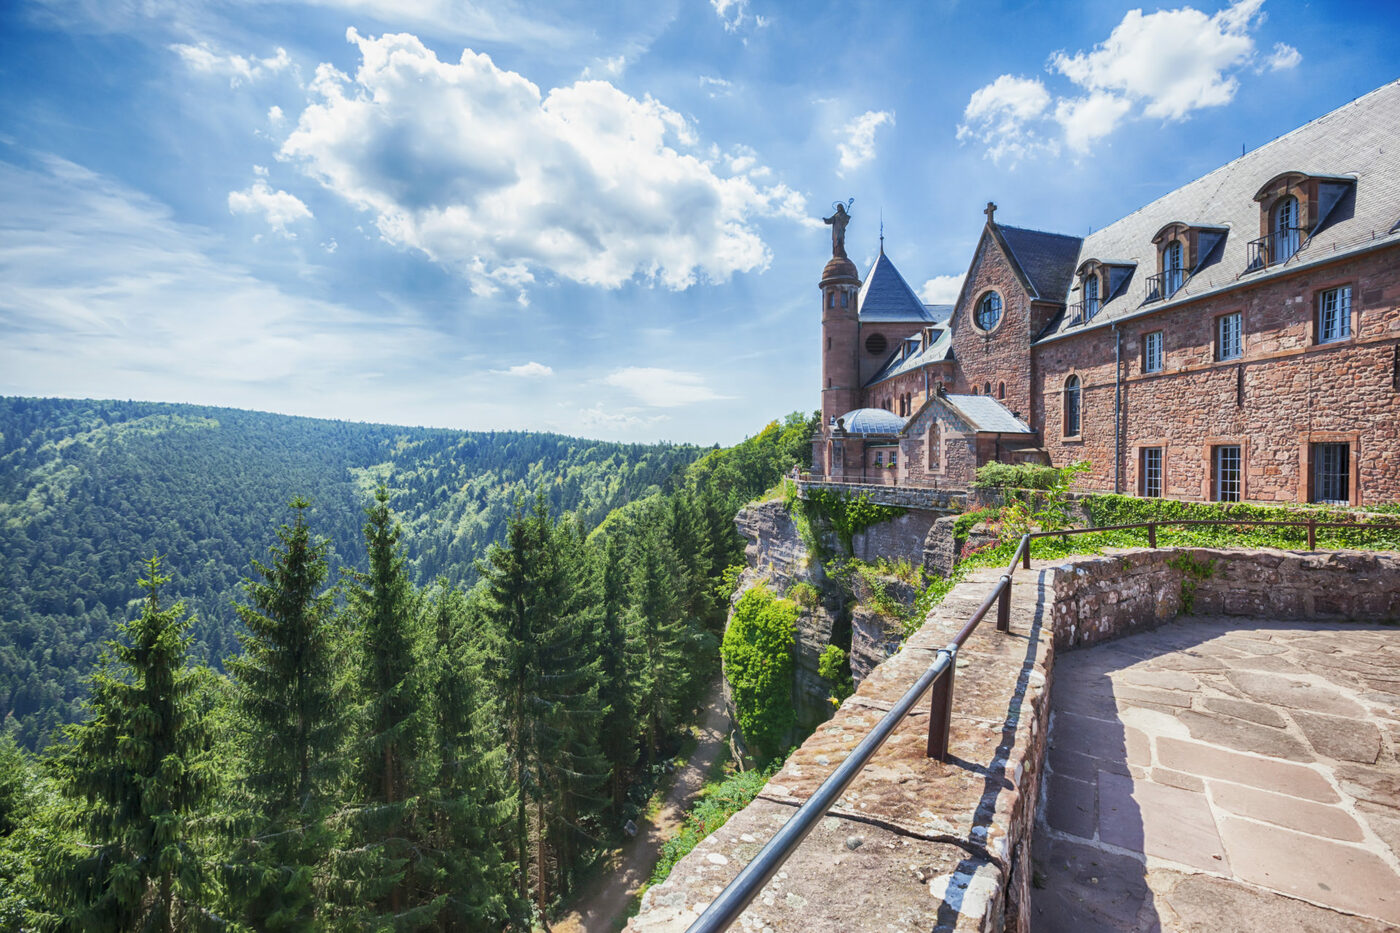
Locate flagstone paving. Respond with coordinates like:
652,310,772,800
1031,618,1400,932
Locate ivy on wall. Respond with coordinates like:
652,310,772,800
720,585,799,759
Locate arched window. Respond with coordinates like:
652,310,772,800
1163,241,1184,297
1064,375,1082,437
984,381,991,396
975,292,1002,331
998,382,1006,399
1274,195,1300,263
1084,274,1100,318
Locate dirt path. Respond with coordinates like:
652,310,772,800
553,680,731,933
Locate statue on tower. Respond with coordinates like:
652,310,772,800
823,199,854,259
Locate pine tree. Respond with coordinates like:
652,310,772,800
340,486,438,929
418,583,523,932
624,523,689,761
39,555,212,932
225,498,347,931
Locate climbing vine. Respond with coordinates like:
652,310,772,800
1167,552,1217,615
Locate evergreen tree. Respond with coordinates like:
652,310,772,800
593,535,638,814
39,555,212,932
479,497,604,914
225,498,347,931
418,584,522,931
624,524,689,761
340,487,437,929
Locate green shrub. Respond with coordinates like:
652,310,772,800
818,645,854,705
785,581,820,609
800,488,905,555
973,461,1064,491
721,586,799,758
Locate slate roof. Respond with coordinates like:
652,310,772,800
940,395,1034,434
995,224,1083,301
858,251,937,322
1041,79,1400,341
835,408,906,434
865,327,953,386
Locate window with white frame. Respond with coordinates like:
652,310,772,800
1143,331,1164,374
1140,447,1163,498
1216,312,1242,361
1318,286,1352,343
1274,196,1300,263
1083,274,1100,319
1163,241,1184,296
874,451,883,467
1213,445,1241,502
1311,443,1349,504
889,448,898,468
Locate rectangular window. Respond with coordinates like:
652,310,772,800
1140,447,1163,498
874,451,883,467
1216,312,1242,361
1311,443,1349,504
1213,445,1241,502
1143,331,1164,374
1318,286,1352,343
889,449,898,468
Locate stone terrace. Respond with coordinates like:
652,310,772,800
627,548,1400,933
1034,619,1400,931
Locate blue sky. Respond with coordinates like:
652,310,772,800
2,0,1396,444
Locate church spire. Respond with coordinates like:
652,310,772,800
879,210,885,255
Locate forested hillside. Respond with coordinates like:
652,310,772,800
0,406,817,931
0,397,700,748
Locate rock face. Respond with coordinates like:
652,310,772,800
729,500,841,751
847,573,917,684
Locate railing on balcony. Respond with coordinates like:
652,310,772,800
1143,269,1186,304
684,515,1400,933
1246,226,1304,271
1068,297,1101,326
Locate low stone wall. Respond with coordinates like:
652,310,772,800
628,547,1400,933
798,479,970,513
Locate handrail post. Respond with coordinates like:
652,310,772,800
926,648,956,762
1307,517,1316,550
996,576,1011,633
1021,534,1032,570
1147,522,1157,548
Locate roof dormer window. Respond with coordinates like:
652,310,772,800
1247,171,1355,272
1164,240,1184,296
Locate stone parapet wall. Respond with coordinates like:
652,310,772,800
797,478,969,513
628,547,1400,933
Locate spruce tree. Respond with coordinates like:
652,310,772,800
418,583,522,931
479,497,605,914
624,523,689,761
40,555,212,932
594,535,638,814
225,498,346,932
341,486,437,929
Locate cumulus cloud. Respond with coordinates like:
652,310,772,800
268,105,285,124
497,361,553,377
956,75,1053,163
1266,42,1302,71
279,29,807,297
920,273,965,305
603,367,731,407
227,171,313,236
170,42,291,86
959,0,1292,162
837,110,894,175
578,403,668,432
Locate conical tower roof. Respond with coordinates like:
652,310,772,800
858,250,935,322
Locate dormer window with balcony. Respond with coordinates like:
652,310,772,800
1146,222,1227,303
1070,259,1135,324
1247,171,1355,272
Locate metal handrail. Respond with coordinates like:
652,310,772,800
1246,226,1304,270
685,515,1399,932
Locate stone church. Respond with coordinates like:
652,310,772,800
811,79,1400,508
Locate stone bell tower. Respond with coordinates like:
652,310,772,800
820,200,861,433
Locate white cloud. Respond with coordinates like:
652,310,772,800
1050,0,1262,120
577,403,668,432
956,75,1054,164
919,273,965,305
268,105,285,124
960,0,1289,162
603,367,731,407
0,153,431,409
712,0,748,32
497,361,553,377
280,29,807,297
837,110,894,175
1266,42,1302,71
227,173,313,236
700,75,733,98
1054,92,1133,154
170,42,291,86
